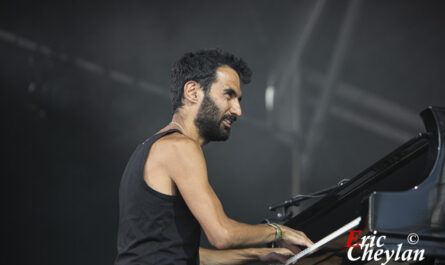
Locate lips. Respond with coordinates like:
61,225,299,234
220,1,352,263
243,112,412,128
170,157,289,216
221,115,236,128
222,118,232,128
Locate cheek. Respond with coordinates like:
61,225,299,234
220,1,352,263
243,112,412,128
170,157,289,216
219,98,231,110
218,102,230,116
211,97,227,112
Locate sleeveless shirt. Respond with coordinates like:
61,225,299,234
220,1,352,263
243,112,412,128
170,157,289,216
115,129,201,265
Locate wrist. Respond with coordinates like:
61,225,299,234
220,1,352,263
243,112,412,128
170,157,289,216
238,248,264,261
280,225,287,241
252,248,269,259
265,222,283,242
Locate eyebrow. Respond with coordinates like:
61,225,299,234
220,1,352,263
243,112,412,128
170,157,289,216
224,88,242,102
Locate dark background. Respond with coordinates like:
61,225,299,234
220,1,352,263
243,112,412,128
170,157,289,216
1,1,444,264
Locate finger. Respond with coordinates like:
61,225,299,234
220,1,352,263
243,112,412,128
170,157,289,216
276,254,288,264
261,252,288,264
296,231,314,247
300,232,314,246
302,237,314,247
284,243,301,254
295,231,314,247
273,247,294,256
289,238,307,247
269,253,289,264
285,227,314,247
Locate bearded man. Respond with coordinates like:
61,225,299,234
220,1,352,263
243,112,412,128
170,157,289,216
115,49,313,265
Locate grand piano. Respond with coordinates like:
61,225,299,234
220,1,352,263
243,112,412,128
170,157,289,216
272,106,445,264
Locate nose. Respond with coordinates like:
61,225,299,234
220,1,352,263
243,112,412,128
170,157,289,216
230,99,242,117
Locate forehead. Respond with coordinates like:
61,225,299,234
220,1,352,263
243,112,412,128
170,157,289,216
211,65,242,96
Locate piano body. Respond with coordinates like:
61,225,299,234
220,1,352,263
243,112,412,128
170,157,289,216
283,106,445,264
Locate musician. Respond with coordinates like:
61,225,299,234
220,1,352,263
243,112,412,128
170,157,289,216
115,49,313,265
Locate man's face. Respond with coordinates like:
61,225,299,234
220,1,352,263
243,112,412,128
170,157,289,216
194,66,243,142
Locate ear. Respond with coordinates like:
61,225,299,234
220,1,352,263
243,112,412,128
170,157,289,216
183,80,202,104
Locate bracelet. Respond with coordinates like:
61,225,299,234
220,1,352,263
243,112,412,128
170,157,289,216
266,222,283,242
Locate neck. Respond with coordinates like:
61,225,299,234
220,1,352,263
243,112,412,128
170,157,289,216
171,111,206,146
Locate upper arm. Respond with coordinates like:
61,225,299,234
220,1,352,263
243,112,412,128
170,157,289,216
165,139,231,248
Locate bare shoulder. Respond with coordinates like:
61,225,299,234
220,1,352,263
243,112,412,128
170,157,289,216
149,132,207,182
152,132,203,161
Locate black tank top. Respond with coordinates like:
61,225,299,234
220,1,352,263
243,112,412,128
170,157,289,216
115,129,201,265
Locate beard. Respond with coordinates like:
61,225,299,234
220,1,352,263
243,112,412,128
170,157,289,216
194,94,235,142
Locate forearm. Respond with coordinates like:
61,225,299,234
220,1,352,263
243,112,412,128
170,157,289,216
214,219,311,250
199,247,264,265
219,219,277,248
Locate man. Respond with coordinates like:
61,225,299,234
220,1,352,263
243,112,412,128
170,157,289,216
115,49,313,265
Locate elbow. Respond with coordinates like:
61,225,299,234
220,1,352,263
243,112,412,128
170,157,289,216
212,239,230,250
208,228,232,249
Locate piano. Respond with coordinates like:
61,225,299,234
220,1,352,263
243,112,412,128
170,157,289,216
272,106,445,264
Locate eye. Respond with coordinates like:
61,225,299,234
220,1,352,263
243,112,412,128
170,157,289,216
223,88,239,101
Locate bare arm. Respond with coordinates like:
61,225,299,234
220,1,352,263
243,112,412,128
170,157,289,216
166,139,313,249
199,247,293,265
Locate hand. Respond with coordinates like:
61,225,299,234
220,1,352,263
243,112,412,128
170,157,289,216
280,225,314,249
277,240,301,255
257,248,294,264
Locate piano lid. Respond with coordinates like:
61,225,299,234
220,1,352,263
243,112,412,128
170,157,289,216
283,106,445,261
369,106,445,240
285,122,432,241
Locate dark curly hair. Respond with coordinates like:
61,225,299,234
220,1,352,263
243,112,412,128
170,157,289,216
170,48,252,112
